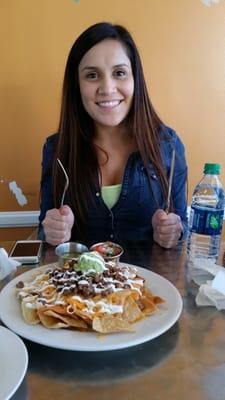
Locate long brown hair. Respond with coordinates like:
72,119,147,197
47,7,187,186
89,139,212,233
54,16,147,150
53,22,169,229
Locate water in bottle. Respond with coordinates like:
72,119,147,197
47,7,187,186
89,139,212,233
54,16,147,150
187,163,225,265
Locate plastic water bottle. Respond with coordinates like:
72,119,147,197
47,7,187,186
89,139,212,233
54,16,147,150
187,163,225,264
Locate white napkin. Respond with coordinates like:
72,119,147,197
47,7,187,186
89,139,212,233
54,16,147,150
190,258,225,310
0,248,21,280
189,258,224,285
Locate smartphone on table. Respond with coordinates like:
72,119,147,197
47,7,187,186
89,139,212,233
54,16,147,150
9,240,43,264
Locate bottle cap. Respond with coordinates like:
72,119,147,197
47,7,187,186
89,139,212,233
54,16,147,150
204,163,221,175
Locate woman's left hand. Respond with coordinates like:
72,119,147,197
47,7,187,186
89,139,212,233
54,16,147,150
152,209,183,249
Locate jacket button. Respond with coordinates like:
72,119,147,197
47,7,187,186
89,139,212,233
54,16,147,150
96,192,100,197
110,234,114,239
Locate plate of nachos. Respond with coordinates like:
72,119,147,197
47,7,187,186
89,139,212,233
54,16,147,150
0,252,182,351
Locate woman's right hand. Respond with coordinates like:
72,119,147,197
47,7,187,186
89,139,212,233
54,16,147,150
42,205,75,246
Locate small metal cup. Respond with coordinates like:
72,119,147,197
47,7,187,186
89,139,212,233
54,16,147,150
55,242,88,267
90,242,124,263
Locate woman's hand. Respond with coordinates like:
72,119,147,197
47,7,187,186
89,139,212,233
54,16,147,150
42,205,75,246
152,209,183,249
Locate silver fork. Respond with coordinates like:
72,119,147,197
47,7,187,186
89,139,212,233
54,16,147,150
57,158,69,207
165,149,176,214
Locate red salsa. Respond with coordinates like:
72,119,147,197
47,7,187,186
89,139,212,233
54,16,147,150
93,242,122,257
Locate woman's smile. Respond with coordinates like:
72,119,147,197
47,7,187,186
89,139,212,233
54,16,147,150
96,100,123,108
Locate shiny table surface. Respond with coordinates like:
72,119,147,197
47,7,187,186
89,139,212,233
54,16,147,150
1,240,225,400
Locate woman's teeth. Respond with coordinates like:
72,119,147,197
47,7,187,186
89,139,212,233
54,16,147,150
97,100,121,107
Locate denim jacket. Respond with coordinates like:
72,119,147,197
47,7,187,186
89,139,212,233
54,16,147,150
38,127,188,246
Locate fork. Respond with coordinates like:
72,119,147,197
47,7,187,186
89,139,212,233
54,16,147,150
165,149,176,214
57,158,69,207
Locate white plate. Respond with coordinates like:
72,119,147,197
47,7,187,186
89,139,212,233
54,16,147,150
0,326,28,400
0,264,182,352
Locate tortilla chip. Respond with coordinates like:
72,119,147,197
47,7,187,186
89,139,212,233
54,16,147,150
123,296,144,323
42,285,56,298
21,298,40,325
102,291,129,308
93,315,134,333
70,309,93,325
153,296,165,305
46,304,68,315
139,296,157,315
38,309,69,329
142,289,164,304
67,297,87,311
43,309,88,329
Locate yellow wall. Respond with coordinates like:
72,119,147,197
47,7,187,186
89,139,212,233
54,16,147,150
0,227,36,242
1,0,225,211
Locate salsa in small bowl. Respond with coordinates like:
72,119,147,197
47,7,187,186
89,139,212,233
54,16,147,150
90,241,124,262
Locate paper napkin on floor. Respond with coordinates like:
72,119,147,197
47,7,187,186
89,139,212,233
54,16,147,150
0,248,21,280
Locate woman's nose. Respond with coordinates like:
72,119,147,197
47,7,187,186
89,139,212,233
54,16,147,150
98,76,116,95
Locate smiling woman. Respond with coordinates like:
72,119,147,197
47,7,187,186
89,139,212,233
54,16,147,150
38,22,188,249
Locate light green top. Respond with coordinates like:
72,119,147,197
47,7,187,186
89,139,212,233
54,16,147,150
101,184,122,209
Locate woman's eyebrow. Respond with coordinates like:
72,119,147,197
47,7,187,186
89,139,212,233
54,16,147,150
81,63,130,72
81,66,98,72
113,63,130,68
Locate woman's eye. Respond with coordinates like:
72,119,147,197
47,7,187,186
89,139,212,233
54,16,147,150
114,69,126,77
86,72,98,80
